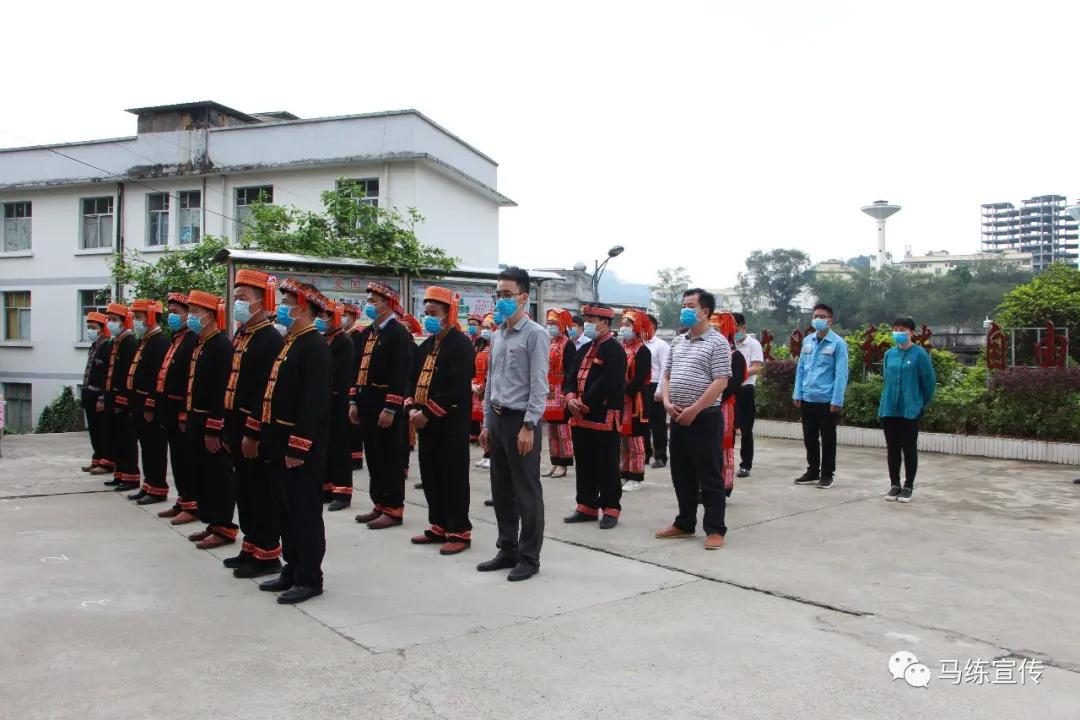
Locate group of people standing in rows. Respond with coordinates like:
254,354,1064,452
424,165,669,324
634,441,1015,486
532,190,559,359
78,265,937,600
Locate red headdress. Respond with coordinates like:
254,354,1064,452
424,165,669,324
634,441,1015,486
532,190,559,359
367,281,404,317
106,302,133,330
87,311,110,337
235,268,277,314
400,313,423,336
166,292,189,308
131,299,163,326
545,308,573,334
187,290,225,328
712,312,737,342
279,278,322,311
621,309,654,342
581,304,615,320
423,285,461,330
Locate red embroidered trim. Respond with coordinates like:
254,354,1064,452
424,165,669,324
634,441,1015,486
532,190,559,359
446,530,472,542
288,435,313,452
321,482,333,492
96,459,116,469
253,544,282,560
386,394,404,405
179,499,198,511
244,416,261,432
426,400,447,417
114,472,141,481
381,506,404,518
141,483,169,497
575,504,599,517
115,395,128,406
331,486,354,496
241,541,256,554
145,398,156,408
603,508,621,519
206,417,224,431
570,409,618,432
212,525,239,540
350,451,364,460
178,411,188,422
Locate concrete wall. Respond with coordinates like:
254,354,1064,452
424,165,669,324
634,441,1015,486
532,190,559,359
413,163,498,267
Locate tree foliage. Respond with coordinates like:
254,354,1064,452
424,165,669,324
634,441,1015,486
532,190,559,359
650,267,691,328
110,235,229,302
995,263,1080,362
36,386,83,434
738,249,812,324
242,180,457,274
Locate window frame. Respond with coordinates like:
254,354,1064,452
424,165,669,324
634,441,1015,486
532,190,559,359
2,290,31,341
77,288,111,342
80,196,115,250
235,185,273,240
145,193,170,247
1,382,32,432
178,190,202,245
3,201,32,251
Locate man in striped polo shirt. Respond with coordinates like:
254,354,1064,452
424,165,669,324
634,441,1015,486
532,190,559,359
655,288,732,550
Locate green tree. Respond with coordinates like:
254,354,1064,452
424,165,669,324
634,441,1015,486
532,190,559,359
243,180,457,274
36,386,84,434
995,263,1080,362
650,267,691,328
110,235,229,302
738,249,812,324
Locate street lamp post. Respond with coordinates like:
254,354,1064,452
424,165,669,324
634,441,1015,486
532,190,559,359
591,245,624,302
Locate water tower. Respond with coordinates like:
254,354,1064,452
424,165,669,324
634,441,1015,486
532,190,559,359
861,200,902,271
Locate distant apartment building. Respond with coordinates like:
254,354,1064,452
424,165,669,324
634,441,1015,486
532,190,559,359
899,249,1033,276
981,195,1078,271
0,101,514,429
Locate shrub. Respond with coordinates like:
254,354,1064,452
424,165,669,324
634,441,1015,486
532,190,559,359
35,386,84,434
757,360,799,421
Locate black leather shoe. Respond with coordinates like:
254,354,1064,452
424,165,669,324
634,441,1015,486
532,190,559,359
127,490,147,501
234,558,282,579
277,585,323,604
223,552,253,569
259,574,293,592
563,510,597,524
114,482,139,493
136,494,165,506
794,472,820,485
413,482,423,490
476,553,518,572
483,499,495,507
599,515,619,530
327,499,351,512
103,478,122,487
507,562,539,582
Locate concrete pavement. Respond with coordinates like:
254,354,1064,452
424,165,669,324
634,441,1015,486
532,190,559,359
1,431,1078,719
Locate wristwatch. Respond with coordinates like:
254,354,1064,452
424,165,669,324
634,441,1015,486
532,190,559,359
523,421,536,431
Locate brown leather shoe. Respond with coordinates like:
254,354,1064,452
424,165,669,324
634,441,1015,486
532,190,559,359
354,509,382,524
367,514,403,530
171,511,199,526
704,533,725,550
157,506,181,518
187,528,213,542
411,533,445,545
439,541,470,556
81,464,96,472
88,466,112,475
196,534,233,550
655,525,695,539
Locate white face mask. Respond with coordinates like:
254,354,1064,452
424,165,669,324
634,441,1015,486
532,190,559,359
107,320,122,336
86,328,99,342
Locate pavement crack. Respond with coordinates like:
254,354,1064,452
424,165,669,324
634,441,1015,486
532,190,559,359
1,488,115,500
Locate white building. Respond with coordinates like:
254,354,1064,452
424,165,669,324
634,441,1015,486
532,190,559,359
0,101,514,430
898,249,1033,276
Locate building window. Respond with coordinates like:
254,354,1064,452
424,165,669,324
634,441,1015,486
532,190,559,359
2,383,32,432
3,291,31,340
235,186,273,240
81,197,114,249
146,193,170,247
178,191,201,244
78,289,111,342
3,201,31,251
338,178,380,209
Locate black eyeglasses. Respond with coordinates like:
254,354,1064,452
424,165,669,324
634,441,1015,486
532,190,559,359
491,292,521,301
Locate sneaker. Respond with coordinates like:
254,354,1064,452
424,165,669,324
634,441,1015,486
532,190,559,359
736,467,751,478
885,486,901,501
622,480,644,492
474,458,486,467
898,487,913,503
816,476,834,489
794,472,820,485
481,458,490,469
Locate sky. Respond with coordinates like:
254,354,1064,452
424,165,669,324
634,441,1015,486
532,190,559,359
4,0,1079,289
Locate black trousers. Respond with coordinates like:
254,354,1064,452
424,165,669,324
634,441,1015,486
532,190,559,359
109,408,140,482
489,410,544,568
83,397,112,467
359,404,406,515
136,412,168,496
165,412,195,511
669,408,726,535
326,397,353,500
231,426,281,556
882,416,919,488
571,426,622,514
188,424,236,538
800,401,838,477
418,415,472,539
644,383,668,463
735,384,756,470
276,453,326,588
350,416,365,469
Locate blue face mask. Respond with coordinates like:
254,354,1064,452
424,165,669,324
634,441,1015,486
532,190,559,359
481,329,493,340
87,328,100,342
423,315,443,335
108,320,123,336
133,320,148,338
812,318,829,332
167,313,184,332
276,304,295,329
314,317,328,334
584,322,599,340
493,311,504,326
467,325,478,337
186,314,203,334
234,299,253,324
364,303,379,321
495,297,519,319
619,327,634,341
547,324,560,338
679,308,699,328
734,331,746,343
892,331,910,345
568,327,579,339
